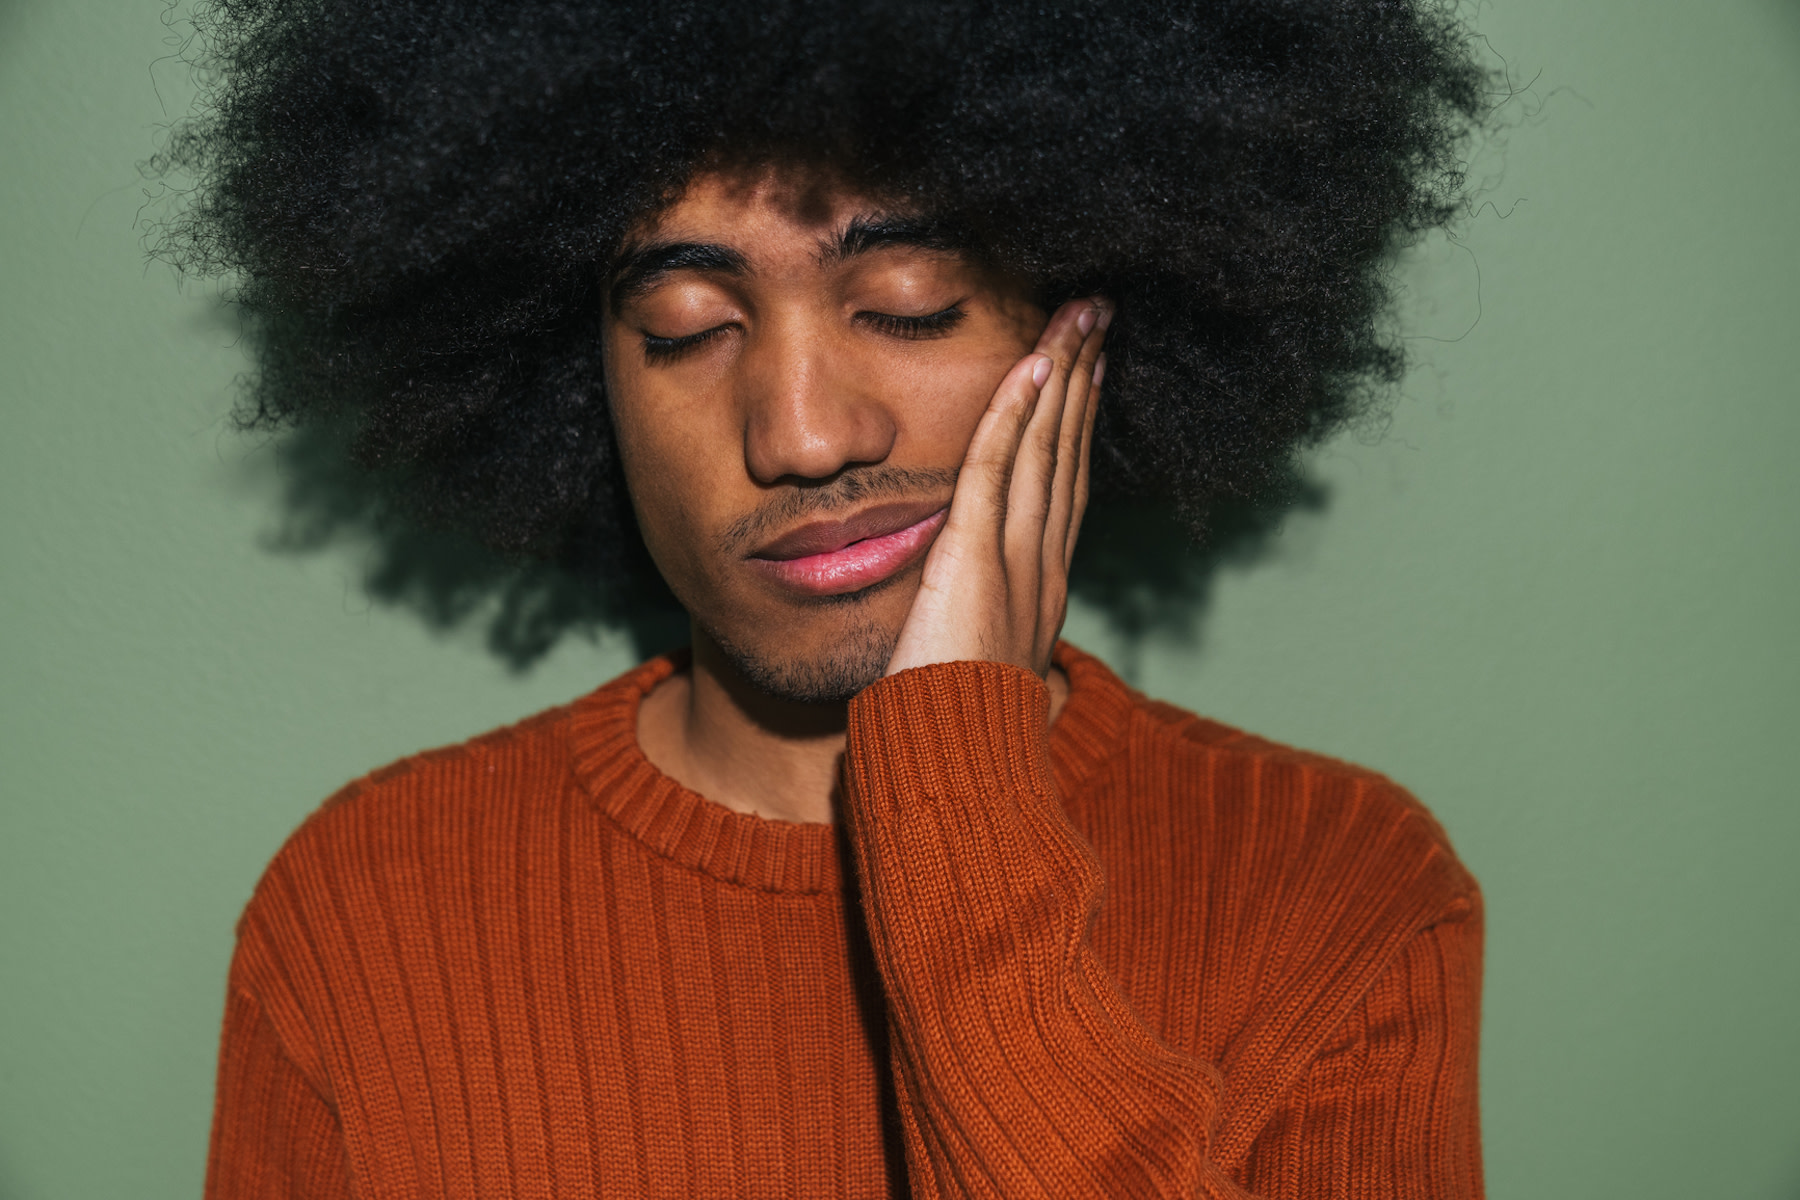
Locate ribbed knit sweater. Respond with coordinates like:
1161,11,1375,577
207,644,1483,1199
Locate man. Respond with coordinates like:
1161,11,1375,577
171,1,1488,1195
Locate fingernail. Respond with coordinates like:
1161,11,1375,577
1077,307,1097,336
1031,355,1053,387
1093,353,1107,389
1097,302,1114,331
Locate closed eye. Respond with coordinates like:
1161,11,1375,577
857,305,967,340
642,324,732,364
641,304,967,363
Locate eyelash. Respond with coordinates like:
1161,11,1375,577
639,305,967,364
642,326,728,364
858,305,967,340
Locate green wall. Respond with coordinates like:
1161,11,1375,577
3,1,1797,1196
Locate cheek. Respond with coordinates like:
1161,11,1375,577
893,341,1030,458
897,290,1046,455
603,333,724,582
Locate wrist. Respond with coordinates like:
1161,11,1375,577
846,659,1054,819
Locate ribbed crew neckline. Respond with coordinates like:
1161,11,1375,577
566,642,1136,894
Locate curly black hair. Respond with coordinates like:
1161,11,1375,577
156,0,1487,630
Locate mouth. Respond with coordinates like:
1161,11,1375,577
747,500,948,598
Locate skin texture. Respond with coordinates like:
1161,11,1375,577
607,167,1107,824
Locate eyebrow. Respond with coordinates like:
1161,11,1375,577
608,242,749,309
824,214,968,263
607,213,968,309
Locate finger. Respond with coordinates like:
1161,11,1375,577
945,350,1052,543
1004,299,1095,578
1033,303,1106,664
1064,350,1102,572
1044,300,1109,573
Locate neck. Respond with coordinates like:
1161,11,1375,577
637,627,850,824
636,623,1073,826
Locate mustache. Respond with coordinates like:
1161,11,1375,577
719,466,958,557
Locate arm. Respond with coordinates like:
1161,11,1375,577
206,962,353,1199
843,661,1235,1199
844,662,1484,1199
861,298,1482,1198
1238,914,1484,1198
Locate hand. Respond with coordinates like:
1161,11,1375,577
885,296,1110,679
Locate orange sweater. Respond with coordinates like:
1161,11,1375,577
207,645,1483,1199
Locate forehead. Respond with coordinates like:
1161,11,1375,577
635,166,876,245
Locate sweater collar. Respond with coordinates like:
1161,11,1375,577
566,641,1136,894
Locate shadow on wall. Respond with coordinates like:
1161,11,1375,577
253,418,1325,674
257,419,690,668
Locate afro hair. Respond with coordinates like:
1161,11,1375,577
155,0,1489,630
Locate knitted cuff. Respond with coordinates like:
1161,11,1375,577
844,660,1054,822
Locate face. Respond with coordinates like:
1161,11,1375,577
603,166,1046,703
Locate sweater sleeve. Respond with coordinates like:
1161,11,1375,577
1237,916,1485,1199
841,660,1481,1200
205,967,354,1200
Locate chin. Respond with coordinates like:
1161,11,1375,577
703,585,911,706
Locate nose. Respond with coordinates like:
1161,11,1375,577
740,322,897,486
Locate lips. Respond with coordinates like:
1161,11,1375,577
748,501,948,597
